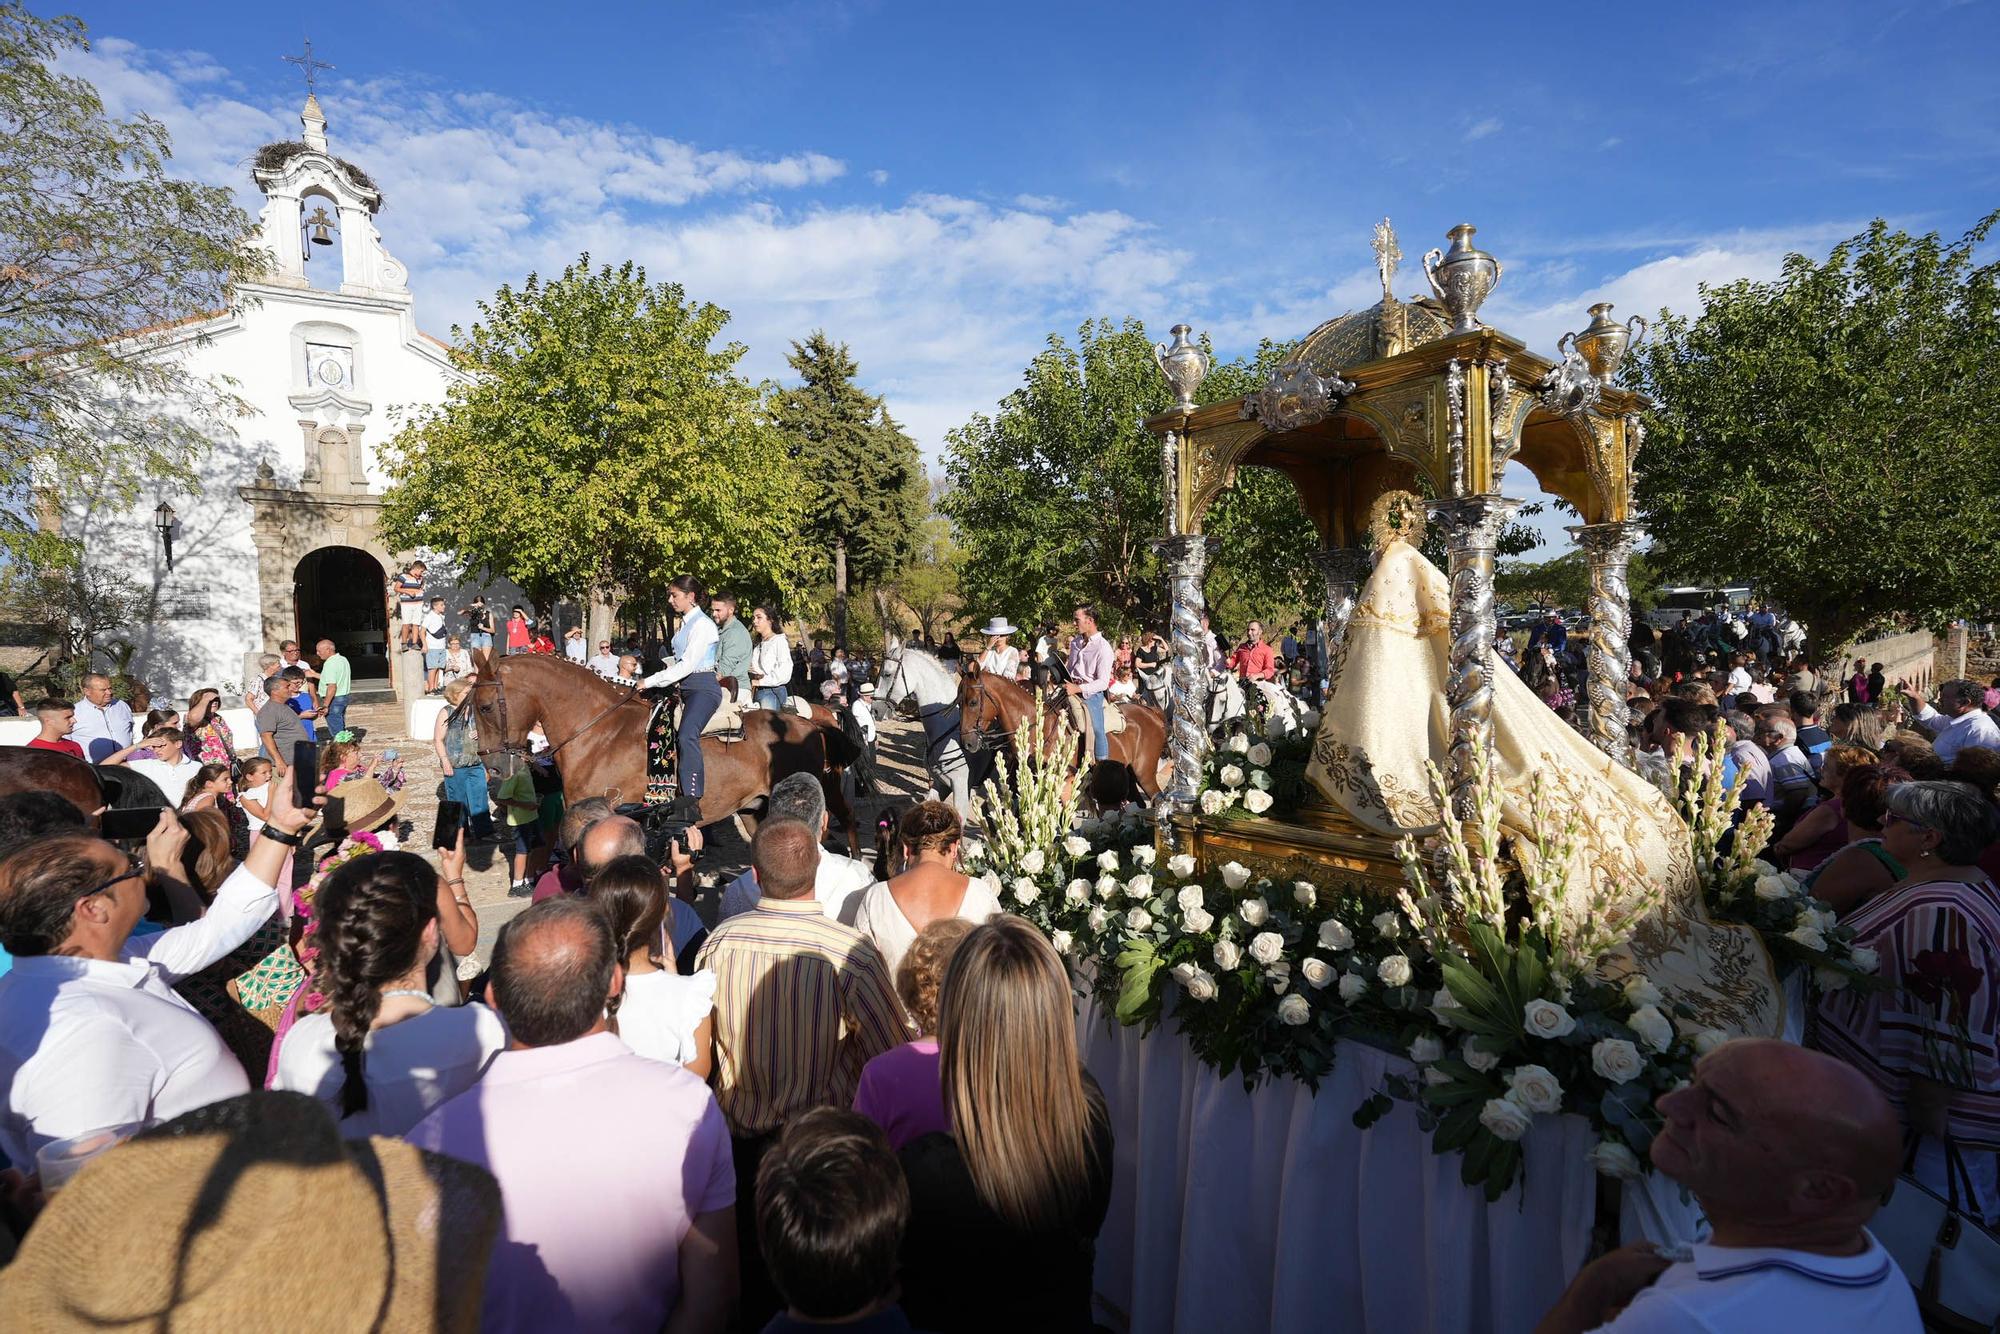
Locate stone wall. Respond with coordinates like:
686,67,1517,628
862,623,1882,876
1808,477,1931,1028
1845,629,1937,696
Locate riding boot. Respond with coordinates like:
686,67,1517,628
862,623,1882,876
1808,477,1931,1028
672,793,702,825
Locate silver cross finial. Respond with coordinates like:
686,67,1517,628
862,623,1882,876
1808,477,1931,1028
282,38,335,96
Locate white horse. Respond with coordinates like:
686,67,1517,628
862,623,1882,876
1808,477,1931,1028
878,640,974,821
1206,672,1312,741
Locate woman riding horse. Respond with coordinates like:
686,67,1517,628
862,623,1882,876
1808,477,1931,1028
640,574,727,823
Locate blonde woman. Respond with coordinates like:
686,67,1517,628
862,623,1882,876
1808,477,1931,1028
850,801,1001,983
898,915,1113,1333
433,678,495,843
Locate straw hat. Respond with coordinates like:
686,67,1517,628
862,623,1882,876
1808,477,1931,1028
321,776,404,834
0,1091,501,1332
979,617,1018,638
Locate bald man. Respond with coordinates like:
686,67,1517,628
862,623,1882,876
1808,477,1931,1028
564,812,708,967
1536,1039,1917,1333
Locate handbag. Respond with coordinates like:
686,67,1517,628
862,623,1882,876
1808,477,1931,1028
1872,1134,2000,1331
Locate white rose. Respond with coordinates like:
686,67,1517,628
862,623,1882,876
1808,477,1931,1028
1011,877,1040,905
1479,1097,1533,1142
1177,885,1206,913
1293,881,1317,908
1626,1004,1675,1053
1301,957,1336,989
1786,923,1828,951
1087,906,1110,933
1587,1140,1643,1181
1301,708,1322,729
1409,1034,1446,1064
1213,939,1244,970
1692,1029,1731,1056
1220,765,1246,788
1227,733,1251,754
1065,879,1091,905
1062,835,1092,858
1171,962,1219,1001
1096,874,1120,900
1462,1040,1501,1073
1168,852,1197,878
1221,862,1253,891
1338,972,1367,1002
1851,946,1880,974
1247,742,1274,767
1318,918,1355,951
1239,897,1270,927
1814,966,1850,992
1182,906,1215,934
1277,994,1311,1026
1522,999,1578,1039
1132,845,1156,867
1248,769,1272,792
1621,974,1663,1008
1265,962,1291,993
1804,904,1837,934
1753,874,1793,901
1506,1064,1565,1114
1242,789,1274,814
1751,859,1779,877
1248,931,1286,965
1430,987,1465,1025
1372,910,1402,940
1051,929,1073,956
1125,907,1153,933
1377,954,1413,987
981,871,1003,898
1019,849,1046,876
1125,873,1155,900
1590,1038,1645,1084
1199,789,1229,816
1423,1066,1452,1087
960,840,986,865
1097,850,1121,872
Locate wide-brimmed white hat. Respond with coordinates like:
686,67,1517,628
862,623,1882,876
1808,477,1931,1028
980,617,1018,637
858,681,876,695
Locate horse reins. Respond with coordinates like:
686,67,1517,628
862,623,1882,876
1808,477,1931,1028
469,671,651,767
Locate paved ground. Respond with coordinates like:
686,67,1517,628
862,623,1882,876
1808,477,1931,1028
342,702,940,963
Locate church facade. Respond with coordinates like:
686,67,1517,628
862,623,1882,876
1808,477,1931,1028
66,96,518,704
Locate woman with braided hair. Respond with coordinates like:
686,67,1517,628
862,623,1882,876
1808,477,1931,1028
272,850,503,1135
591,853,716,1075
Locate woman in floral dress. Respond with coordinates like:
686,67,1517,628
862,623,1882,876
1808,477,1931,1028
181,687,235,768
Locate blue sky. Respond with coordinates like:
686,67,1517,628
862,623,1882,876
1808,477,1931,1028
65,0,2000,551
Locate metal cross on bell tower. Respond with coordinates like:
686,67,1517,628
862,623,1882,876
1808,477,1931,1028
282,38,335,95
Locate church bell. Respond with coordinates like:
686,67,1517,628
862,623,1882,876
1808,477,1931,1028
305,205,335,248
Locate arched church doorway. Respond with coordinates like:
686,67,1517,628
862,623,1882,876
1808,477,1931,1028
295,546,390,687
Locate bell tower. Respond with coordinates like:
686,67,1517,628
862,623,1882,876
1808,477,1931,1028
250,93,409,300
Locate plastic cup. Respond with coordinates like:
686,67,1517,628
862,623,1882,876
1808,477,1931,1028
35,1122,146,1194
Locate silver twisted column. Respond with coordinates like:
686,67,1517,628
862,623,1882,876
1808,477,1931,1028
1569,521,1643,764
1428,497,1521,819
1153,534,1218,809
1312,546,1372,697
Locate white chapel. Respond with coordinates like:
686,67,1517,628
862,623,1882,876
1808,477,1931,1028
66,95,508,704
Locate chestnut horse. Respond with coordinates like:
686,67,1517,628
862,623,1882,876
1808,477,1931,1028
0,747,171,822
466,655,861,845
957,666,1168,805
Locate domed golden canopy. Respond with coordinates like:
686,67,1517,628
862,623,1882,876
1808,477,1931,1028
1290,295,1455,378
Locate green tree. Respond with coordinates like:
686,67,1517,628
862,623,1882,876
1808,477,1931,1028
0,6,268,546
888,511,965,643
767,332,924,646
1632,213,2000,653
378,255,805,611
1496,551,1589,610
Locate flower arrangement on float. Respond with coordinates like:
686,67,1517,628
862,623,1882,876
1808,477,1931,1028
1196,724,1316,821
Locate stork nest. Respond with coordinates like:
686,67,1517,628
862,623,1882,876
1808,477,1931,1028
252,143,384,212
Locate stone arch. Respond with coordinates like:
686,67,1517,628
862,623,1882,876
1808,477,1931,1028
294,546,391,686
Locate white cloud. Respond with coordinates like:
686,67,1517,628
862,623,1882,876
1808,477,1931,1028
1465,117,1503,141
868,168,890,185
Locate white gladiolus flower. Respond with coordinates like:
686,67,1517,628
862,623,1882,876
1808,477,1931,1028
1096,875,1120,900
1248,931,1285,965
1019,850,1046,876
1051,929,1073,955
1318,918,1354,951
1479,1097,1533,1141
1126,907,1154,932
1168,852,1197,878
1132,845,1156,867
1242,789,1274,814
1062,836,1092,858
1626,1004,1676,1052
1506,1065,1564,1115
1590,1038,1645,1084
1213,939,1244,970
1182,906,1215,934
1177,885,1206,913
1851,946,1880,973
1097,850,1121,872
1409,1034,1446,1064
1065,879,1091,905
1338,972,1367,1002
1693,1029,1731,1056
1301,957,1335,989
1293,881,1317,908
1372,911,1402,940
1621,974,1663,1008
1087,906,1110,933
1011,877,1039,905
1247,742,1273,767
1227,734,1252,754
1587,1140,1643,1180
1522,999,1578,1039
1238,897,1269,926
1221,862,1253,890
1125,873,1154,899
1377,954,1413,986
1462,1040,1500,1073
1277,994,1311,1026
1220,765,1246,788
1199,789,1229,815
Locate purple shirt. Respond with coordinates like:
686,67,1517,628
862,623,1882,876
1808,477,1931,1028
1066,631,1112,695
853,1037,947,1150
407,1031,735,1333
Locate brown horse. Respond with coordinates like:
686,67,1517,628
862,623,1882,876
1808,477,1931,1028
957,667,1168,805
465,654,861,845
0,747,172,823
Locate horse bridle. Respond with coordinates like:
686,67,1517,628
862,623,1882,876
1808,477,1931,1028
469,670,650,767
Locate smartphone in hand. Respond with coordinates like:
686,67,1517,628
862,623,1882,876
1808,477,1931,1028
434,800,466,850
291,740,318,808
100,806,167,841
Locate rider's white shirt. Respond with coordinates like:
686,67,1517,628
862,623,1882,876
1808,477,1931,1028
979,646,1019,679
750,632,792,688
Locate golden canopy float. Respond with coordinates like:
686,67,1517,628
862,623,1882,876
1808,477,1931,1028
1148,220,1780,1037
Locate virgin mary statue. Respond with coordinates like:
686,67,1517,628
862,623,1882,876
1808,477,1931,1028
1304,492,1781,1037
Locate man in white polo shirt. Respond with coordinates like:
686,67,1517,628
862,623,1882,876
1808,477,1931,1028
1907,678,2000,766
1534,1038,1917,1333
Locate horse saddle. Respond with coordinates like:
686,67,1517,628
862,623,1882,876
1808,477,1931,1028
1061,693,1126,738
1104,700,1128,735
703,694,744,741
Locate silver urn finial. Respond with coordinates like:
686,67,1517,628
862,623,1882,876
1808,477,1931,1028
1567,302,1648,381
1153,323,1210,415
1422,223,1503,334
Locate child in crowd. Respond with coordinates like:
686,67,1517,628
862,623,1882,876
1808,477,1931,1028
320,739,374,790
755,1107,912,1334
26,698,83,757
237,756,274,835
493,758,545,893
180,763,232,811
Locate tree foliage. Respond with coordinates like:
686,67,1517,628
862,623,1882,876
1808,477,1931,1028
1494,549,1663,616
1632,213,2000,651
887,511,965,642
0,529,144,690
0,6,268,545
378,256,806,610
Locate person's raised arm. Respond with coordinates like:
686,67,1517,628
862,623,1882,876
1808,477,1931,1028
433,708,454,778
432,827,478,957
136,780,320,977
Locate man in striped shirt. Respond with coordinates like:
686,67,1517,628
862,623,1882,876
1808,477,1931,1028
697,817,907,1325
